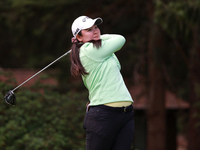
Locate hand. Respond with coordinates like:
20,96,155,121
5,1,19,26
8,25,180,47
71,37,78,43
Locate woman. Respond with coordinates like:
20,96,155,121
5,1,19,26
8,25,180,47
70,16,134,150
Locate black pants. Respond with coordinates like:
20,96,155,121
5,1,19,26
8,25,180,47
83,105,135,150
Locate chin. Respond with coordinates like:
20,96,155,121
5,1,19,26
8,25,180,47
93,38,100,41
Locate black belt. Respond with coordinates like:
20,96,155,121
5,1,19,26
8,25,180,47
97,104,133,113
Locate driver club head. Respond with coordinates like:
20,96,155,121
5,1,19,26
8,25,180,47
4,90,16,106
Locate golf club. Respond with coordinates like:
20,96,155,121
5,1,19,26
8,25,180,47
4,49,71,106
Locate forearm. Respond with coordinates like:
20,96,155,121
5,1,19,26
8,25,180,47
100,34,125,41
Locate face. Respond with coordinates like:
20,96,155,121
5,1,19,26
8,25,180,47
76,25,101,43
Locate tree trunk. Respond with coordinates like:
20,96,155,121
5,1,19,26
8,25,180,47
147,22,166,150
188,25,200,150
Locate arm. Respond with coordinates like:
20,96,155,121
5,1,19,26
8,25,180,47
82,34,126,61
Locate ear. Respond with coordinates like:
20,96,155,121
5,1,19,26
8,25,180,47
76,34,83,42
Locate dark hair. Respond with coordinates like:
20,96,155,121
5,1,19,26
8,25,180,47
70,32,102,78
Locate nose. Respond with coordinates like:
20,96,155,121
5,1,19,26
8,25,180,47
93,27,98,34
93,29,97,34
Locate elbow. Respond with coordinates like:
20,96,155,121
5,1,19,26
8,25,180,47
119,35,126,46
121,36,126,44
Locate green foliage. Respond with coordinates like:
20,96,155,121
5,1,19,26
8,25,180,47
0,0,80,68
154,0,200,39
0,78,88,150
151,0,200,99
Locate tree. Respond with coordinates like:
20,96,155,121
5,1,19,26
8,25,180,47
188,24,200,150
154,0,200,149
146,1,166,149
147,24,166,150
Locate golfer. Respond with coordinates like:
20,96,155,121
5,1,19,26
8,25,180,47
70,16,134,150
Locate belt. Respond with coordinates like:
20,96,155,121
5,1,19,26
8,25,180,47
97,104,133,113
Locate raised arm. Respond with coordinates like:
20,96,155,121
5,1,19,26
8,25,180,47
81,34,126,61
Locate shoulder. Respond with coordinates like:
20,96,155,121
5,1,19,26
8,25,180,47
80,42,95,53
79,42,96,58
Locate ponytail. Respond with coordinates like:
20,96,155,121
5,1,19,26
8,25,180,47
70,41,88,78
70,33,102,78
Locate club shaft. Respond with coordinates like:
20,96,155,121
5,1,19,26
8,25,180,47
12,50,71,92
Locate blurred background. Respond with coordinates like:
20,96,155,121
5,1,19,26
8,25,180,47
0,0,200,150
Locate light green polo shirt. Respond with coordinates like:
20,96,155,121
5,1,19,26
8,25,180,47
79,34,133,106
